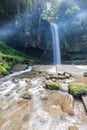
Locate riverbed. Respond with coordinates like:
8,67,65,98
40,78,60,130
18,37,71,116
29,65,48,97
0,65,87,130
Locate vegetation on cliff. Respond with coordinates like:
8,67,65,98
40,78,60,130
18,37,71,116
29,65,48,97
0,41,33,76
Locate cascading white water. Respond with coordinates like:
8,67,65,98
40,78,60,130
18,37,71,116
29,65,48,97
51,23,61,64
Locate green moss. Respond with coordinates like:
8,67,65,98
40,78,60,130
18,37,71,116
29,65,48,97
45,83,59,90
68,83,87,96
0,41,24,57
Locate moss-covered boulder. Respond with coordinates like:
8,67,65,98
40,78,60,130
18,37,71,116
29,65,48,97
68,83,87,97
45,83,59,90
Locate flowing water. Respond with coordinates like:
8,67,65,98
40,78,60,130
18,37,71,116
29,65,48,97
51,23,61,64
0,66,32,84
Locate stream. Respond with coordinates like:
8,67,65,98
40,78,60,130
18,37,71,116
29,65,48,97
0,65,87,130
0,66,32,85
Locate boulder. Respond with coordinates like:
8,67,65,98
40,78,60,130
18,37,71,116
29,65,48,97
68,83,87,96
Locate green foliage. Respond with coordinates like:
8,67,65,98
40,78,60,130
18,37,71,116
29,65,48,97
0,66,8,75
68,83,87,96
0,41,24,57
0,41,28,76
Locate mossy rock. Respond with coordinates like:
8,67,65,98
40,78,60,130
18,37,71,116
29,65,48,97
68,83,87,97
45,83,59,90
22,91,32,99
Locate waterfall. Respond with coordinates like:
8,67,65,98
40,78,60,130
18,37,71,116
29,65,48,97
51,23,61,64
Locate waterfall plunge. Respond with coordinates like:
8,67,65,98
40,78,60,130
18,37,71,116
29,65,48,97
51,23,61,64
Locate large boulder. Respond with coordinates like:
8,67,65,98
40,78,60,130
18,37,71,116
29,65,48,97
68,83,87,96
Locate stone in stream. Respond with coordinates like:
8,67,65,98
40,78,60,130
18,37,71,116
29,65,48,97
40,94,48,100
22,92,32,99
51,78,56,82
12,78,19,83
68,126,79,130
58,75,66,80
63,72,71,78
83,71,87,77
49,73,58,79
45,83,59,90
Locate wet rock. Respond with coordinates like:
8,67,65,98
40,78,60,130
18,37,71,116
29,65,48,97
22,114,30,122
68,126,79,130
42,73,46,76
61,95,74,115
25,79,31,84
45,75,50,80
64,72,71,78
83,72,87,77
40,94,48,100
51,78,56,82
68,83,87,97
12,78,19,83
52,94,74,115
58,75,66,80
5,93,10,97
49,74,58,79
57,71,64,75
25,86,31,90
45,83,59,90
22,91,32,99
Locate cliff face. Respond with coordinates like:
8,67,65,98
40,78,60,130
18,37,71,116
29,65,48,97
0,1,52,54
